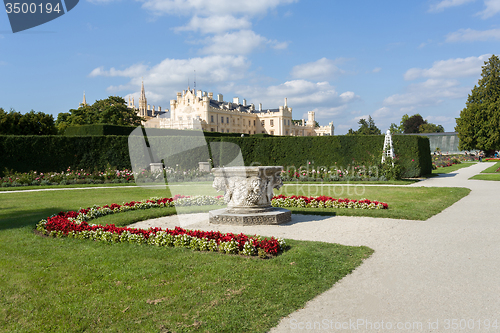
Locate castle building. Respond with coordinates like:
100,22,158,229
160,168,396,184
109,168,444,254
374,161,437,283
155,87,334,136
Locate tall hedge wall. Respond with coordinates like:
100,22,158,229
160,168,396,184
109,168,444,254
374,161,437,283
64,125,137,136
0,134,431,178
64,125,250,137
206,135,431,178
0,135,130,175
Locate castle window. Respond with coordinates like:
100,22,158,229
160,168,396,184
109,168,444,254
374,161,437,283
288,119,290,126
261,120,265,126
270,130,274,135
211,128,215,132
227,129,230,133
262,131,265,134
221,117,224,123
248,120,251,126
211,115,214,123
253,120,256,127
286,130,288,135
270,119,274,127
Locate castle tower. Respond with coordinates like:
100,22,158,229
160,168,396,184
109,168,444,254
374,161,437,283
139,80,147,117
79,91,87,108
307,111,315,126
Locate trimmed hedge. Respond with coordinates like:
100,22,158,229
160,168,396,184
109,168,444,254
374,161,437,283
0,134,432,178
64,125,250,138
0,135,130,175
64,125,137,136
206,135,431,178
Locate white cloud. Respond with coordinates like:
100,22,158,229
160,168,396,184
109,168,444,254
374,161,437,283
140,0,297,17
290,58,345,80
175,15,251,34
404,54,490,80
86,0,119,3
372,67,382,73
477,0,500,18
446,28,500,41
428,0,476,12
429,0,500,18
383,79,468,108
425,115,454,123
201,30,286,55
234,80,359,122
89,63,149,77
90,55,250,104
373,107,391,118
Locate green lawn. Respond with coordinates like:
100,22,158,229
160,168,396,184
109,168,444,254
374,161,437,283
432,162,476,174
0,186,375,333
0,184,470,332
479,161,500,173
469,162,500,181
278,185,469,220
284,179,416,185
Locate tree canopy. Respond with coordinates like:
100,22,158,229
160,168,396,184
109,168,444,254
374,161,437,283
56,96,144,133
455,54,500,151
347,115,381,135
390,113,444,134
0,108,57,135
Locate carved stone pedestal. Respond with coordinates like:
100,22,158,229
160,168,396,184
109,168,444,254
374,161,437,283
209,166,292,225
209,207,291,226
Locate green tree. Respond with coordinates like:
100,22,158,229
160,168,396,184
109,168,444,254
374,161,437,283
389,122,403,134
394,113,444,134
56,96,144,132
419,123,444,133
347,115,381,135
0,108,57,135
403,114,426,133
456,54,500,151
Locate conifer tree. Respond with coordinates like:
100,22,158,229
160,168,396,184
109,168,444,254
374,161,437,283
456,54,500,151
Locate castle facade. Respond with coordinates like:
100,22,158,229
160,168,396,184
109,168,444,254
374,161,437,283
126,83,334,136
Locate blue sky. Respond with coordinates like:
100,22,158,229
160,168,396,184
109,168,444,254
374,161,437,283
1,0,499,134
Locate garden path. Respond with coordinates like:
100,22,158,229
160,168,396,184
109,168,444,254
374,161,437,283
132,162,499,333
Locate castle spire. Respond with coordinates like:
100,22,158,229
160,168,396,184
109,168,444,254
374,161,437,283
140,79,146,101
139,79,147,116
79,91,87,108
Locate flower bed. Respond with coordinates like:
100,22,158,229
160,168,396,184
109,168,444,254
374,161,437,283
432,154,477,169
281,164,385,182
271,195,388,209
35,193,388,257
35,195,285,257
1,166,213,188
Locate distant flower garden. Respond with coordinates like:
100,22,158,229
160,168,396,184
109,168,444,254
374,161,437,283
281,164,389,182
2,160,407,188
432,154,477,170
1,165,212,188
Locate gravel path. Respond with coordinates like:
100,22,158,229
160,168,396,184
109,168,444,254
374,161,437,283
129,163,500,333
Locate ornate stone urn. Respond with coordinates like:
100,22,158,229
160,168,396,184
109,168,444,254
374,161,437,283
209,166,291,225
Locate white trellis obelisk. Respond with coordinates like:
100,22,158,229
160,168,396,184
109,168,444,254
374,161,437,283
381,129,394,166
